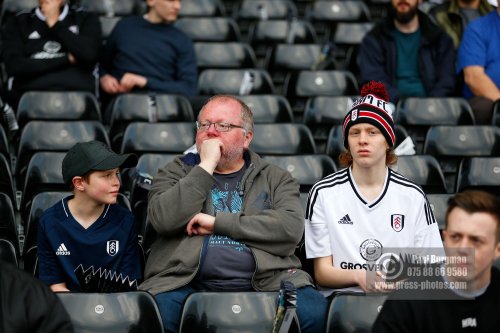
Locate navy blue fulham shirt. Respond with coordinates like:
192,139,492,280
37,196,142,291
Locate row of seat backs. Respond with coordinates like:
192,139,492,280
55,289,385,333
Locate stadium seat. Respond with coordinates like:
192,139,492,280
175,17,241,42
283,70,359,114
238,95,294,123
194,42,257,71
57,291,164,333
325,125,344,165
0,124,11,162
179,0,226,17
17,91,102,128
395,97,475,154
332,22,374,74
15,120,110,188
235,0,298,36
248,19,318,61
304,0,371,41
393,155,447,194
423,126,500,192
0,0,37,25
456,157,500,194
80,0,140,16
250,124,316,155
0,238,18,266
120,122,196,156
127,153,178,228
198,69,275,95
326,292,388,333
303,96,355,151
0,193,18,256
179,292,279,333
262,154,336,191
492,100,500,127
427,193,452,231
0,154,15,205
20,152,67,214
99,15,122,41
266,44,330,89
107,93,194,150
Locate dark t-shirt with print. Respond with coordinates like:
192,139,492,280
194,164,256,291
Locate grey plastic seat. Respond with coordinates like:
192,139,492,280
456,157,500,194
198,69,275,95
250,124,316,155
238,95,294,123
194,42,257,71
393,155,447,194
176,17,241,42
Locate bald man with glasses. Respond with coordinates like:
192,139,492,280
140,95,327,333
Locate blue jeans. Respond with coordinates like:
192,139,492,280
155,285,327,333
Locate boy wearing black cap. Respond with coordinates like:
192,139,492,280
37,140,142,292
304,81,443,295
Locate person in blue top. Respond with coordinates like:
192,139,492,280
99,0,197,100
37,140,142,292
456,0,500,124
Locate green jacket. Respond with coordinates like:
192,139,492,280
139,150,313,295
430,0,493,49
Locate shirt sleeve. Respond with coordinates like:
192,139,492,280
37,216,65,286
414,197,445,255
304,190,332,259
119,213,143,282
456,20,487,73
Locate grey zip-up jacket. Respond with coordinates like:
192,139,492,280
139,150,313,295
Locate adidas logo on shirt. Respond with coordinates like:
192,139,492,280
338,214,354,225
28,31,41,39
56,243,70,255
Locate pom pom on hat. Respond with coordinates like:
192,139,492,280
342,81,395,148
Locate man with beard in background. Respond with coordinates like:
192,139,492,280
358,0,456,104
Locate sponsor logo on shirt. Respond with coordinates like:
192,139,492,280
106,240,119,256
359,238,383,261
56,243,70,255
391,214,405,232
32,41,65,59
338,214,353,225
462,318,477,328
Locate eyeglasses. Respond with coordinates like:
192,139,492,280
196,121,246,132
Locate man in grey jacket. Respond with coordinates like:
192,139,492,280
140,95,327,333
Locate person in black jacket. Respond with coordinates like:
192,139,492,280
1,0,102,110
372,190,500,333
358,0,456,104
0,260,74,333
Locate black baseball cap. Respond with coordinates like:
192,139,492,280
62,140,137,184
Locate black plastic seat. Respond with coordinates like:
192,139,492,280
80,0,140,16
17,91,102,128
423,125,500,192
266,44,328,88
393,155,447,194
456,157,500,194
238,95,294,123
283,70,358,114
326,292,388,333
0,126,10,162
0,238,18,266
0,0,37,25
179,0,226,17
120,122,196,156
262,154,336,191
248,19,318,60
0,193,18,257
194,42,257,71
332,22,374,73
395,97,475,154
0,154,15,204
15,120,110,188
20,152,67,214
198,69,275,95
179,292,279,333
175,17,241,42
107,93,194,150
57,291,164,333
304,0,371,41
427,193,452,231
303,96,355,151
250,124,316,155
99,15,122,41
325,125,344,165
492,100,500,126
